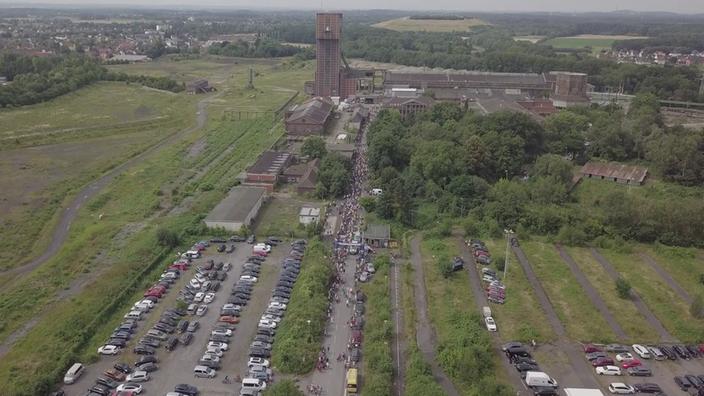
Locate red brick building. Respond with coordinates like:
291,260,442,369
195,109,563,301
244,151,293,193
284,97,334,136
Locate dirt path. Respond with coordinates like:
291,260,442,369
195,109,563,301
640,253,692,303
0,91,225,280
511,244,600,389
588,248,677,342
555,245,627,340
409,236,461,396
455,235,526,393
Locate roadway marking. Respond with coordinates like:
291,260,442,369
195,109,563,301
75,204,80,210
84,195,88,199
66,222,71,231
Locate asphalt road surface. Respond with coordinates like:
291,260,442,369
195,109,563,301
1,91,224,280
640,253,692,303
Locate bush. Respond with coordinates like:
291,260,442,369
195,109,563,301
690,293,704,319
615,277,631,299
556,225,587,246
438,260,453,279
262,379,304,396
359,265,393,396
156,227,180,249
405,343,446,396
494,255,506,272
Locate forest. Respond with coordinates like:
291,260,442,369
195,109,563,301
0,53,183,108
206,37,303,58
362,97,704,248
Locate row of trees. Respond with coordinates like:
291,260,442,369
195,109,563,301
207,37,303,58
363,99,704,248
300,136,355,199
0,52,184,107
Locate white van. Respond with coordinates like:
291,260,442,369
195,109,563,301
253,246,267,254
64,363,85,384
124,310,143,320
241,378,267,391
370,188,383,196
525,371,558,388
186,250,201,258
147,329,168,340
187,303,198,315
194,365,216,378
632,344,651,359
133,303,150,312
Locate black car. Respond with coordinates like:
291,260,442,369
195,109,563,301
232,287,252,295
686,374,704,389
153,323,174,334
88,385,110,396
217,244,226,252
174,384,199,396
160,317,178,327
257,327,275,336
515,362,539,372
210,334,229,343
198,360,221,370
133,345,155,355
210,237,228,243
273,291,291,298
138,362,158,372
687,345,702,358
675,376,693,391
511,238,519,247
110,332,131,340
176,320,189,333
634,383,662,393
115,325,133,334
254,335,275,344
265,308,284,317
249,348,272,358
658,345,677,360
533,387,558,396
221,309,240,317
105,338,127,348
674,345,691,359
162,312,181,321
247,235,255,244
180,332,194,345
627,367,652,377
228,297,247,305
214,262,224,271
230,235,246,242
268,236,282,242
211,281,221,292
264,239,278,246
276,285,293,293
135,355,158,366
247,255,264,262
49,390,66,396
138,338,160,348
232,292,251,300
277,280,294,287
95,376,118,389
165,338,178,352
113,362,132,374
234,282,254,289
217,272,227,281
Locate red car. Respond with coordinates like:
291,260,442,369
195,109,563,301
253,251,267,257
591,357,614,367
583,344,602,353
622,359,642,368
144,290,162,298
487,290,505,298
192,245,206,251
204,262,214,270
474,250,490,257
170,263,187,270
150,285,166,292
699,345,704,355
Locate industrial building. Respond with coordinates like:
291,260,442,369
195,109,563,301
579,162,648,186
284,97,334,136
204,187,267,231
244,151,293,192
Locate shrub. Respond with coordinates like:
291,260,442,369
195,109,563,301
494,255,506,272
438,260,453,279
615,277,631,299
156,227,180,249
405,343,446,396
556,225,586,246
359,265,393,396
262,379,304,396
690,293,704,319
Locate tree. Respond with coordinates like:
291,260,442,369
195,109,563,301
615,278,631,299
263,379,305,396
532,154,573,186
690,293,704,319
156,227,180,249
485,179,528,228
410,140,464,185
300,136,327,159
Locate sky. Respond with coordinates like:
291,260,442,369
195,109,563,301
5,0,704,14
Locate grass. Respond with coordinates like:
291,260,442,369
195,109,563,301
0,82,198,269
599,249,704,343
566,247,660,342
643,244,704,298
372,17,489,32
542,35,648,53
521,241,615,343
481,239,556,343
512,36,546,43
401,261,417,340
257,196,323,239
420,236,514,396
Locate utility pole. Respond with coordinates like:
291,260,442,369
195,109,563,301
503,229,514,280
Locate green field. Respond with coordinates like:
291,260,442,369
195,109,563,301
0,82,198,269
372,16,489,32
542,35,648,53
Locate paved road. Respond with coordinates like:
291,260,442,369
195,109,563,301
588,248,677,342
511,245,601,390
555,245,627,340
389,259,407,396
455,235,526,394
0,91,224,279
640,253,692,303
409,236,461,396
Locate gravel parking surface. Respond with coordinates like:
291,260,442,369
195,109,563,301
62,241,287,396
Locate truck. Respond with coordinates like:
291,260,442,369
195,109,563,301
525,371,558,388
482,306,492,318
563,389,605,396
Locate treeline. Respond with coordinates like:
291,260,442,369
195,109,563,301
612,33,704,54
207,37,302,58
0,52,184,107
362,97,704,248
409,15,465,20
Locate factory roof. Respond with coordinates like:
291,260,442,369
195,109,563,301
287,97,334,124
205,187,266,223
300,207,321,217
248,150,292,175
580,162,648,182
382,96,435,107
385,71,547,85
364,225,391,240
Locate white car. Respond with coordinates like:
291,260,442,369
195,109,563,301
596,366,622,376
205,347,224,357
615,352,634,361
212,328,232,337
98,345,121,355
201,354,220,363
204,293,215,304
485,317,497,332
222,303,242,311
196,305,208,316
194,292,205,302
194,273,206,283
126,371,150,382
116,383,144,394
608,383,635,394
258,319,277,329
208,341,229,351
367,263,376,273
240,275,258,283
189,279,200,289
268,302,287,310
135,299,154,309
261,314,281,323
254,244,271,252
248,357,270,368
223,262,233,271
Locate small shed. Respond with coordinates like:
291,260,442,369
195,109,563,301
299,207,321,225
363,225,391,248
579,162,648,186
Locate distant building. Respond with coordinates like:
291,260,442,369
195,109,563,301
579,162,648,186
285,97,334,136
112,54,148,63
186,80,214,94
363,224,391,248
204,187,267,231
299,207,321,225
380,96,434,119
282,158,320,184
244,151,293,193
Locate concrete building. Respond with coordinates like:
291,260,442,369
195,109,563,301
186,80,214,94
299,207,321,225
244,151,293,192
579,161,648,186
380,96,435,119
285,97,334,136
315,13,343,98
204,187,267,231
363,224,391,248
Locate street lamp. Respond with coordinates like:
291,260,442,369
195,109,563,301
307,320,312,342
503,229,514,280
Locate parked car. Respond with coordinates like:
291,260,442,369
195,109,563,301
138,362,158,372
196,305,208,316
621,360,642,368
674,376,693,391
586,352,608,361
132,345,155,355
633,383,662,393
174,384,198,396
583,344,603,353
627,367,652,377
592,357,615,367
231,235,246,242
596,366,622,376
658,345,678,360
98,345,121,355
180,332,194,345
126,371,150,383
608,383,635,394
606,344,628,353
217,244,226,252
116,383,143,394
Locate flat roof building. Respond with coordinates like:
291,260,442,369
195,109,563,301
204,187,267,232
299,207,321,225
363,224,391,248
245,150,293,187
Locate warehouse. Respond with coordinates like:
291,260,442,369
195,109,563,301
579,162,648,186
204,187,267,231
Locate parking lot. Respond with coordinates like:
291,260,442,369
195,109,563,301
62,239,289,396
